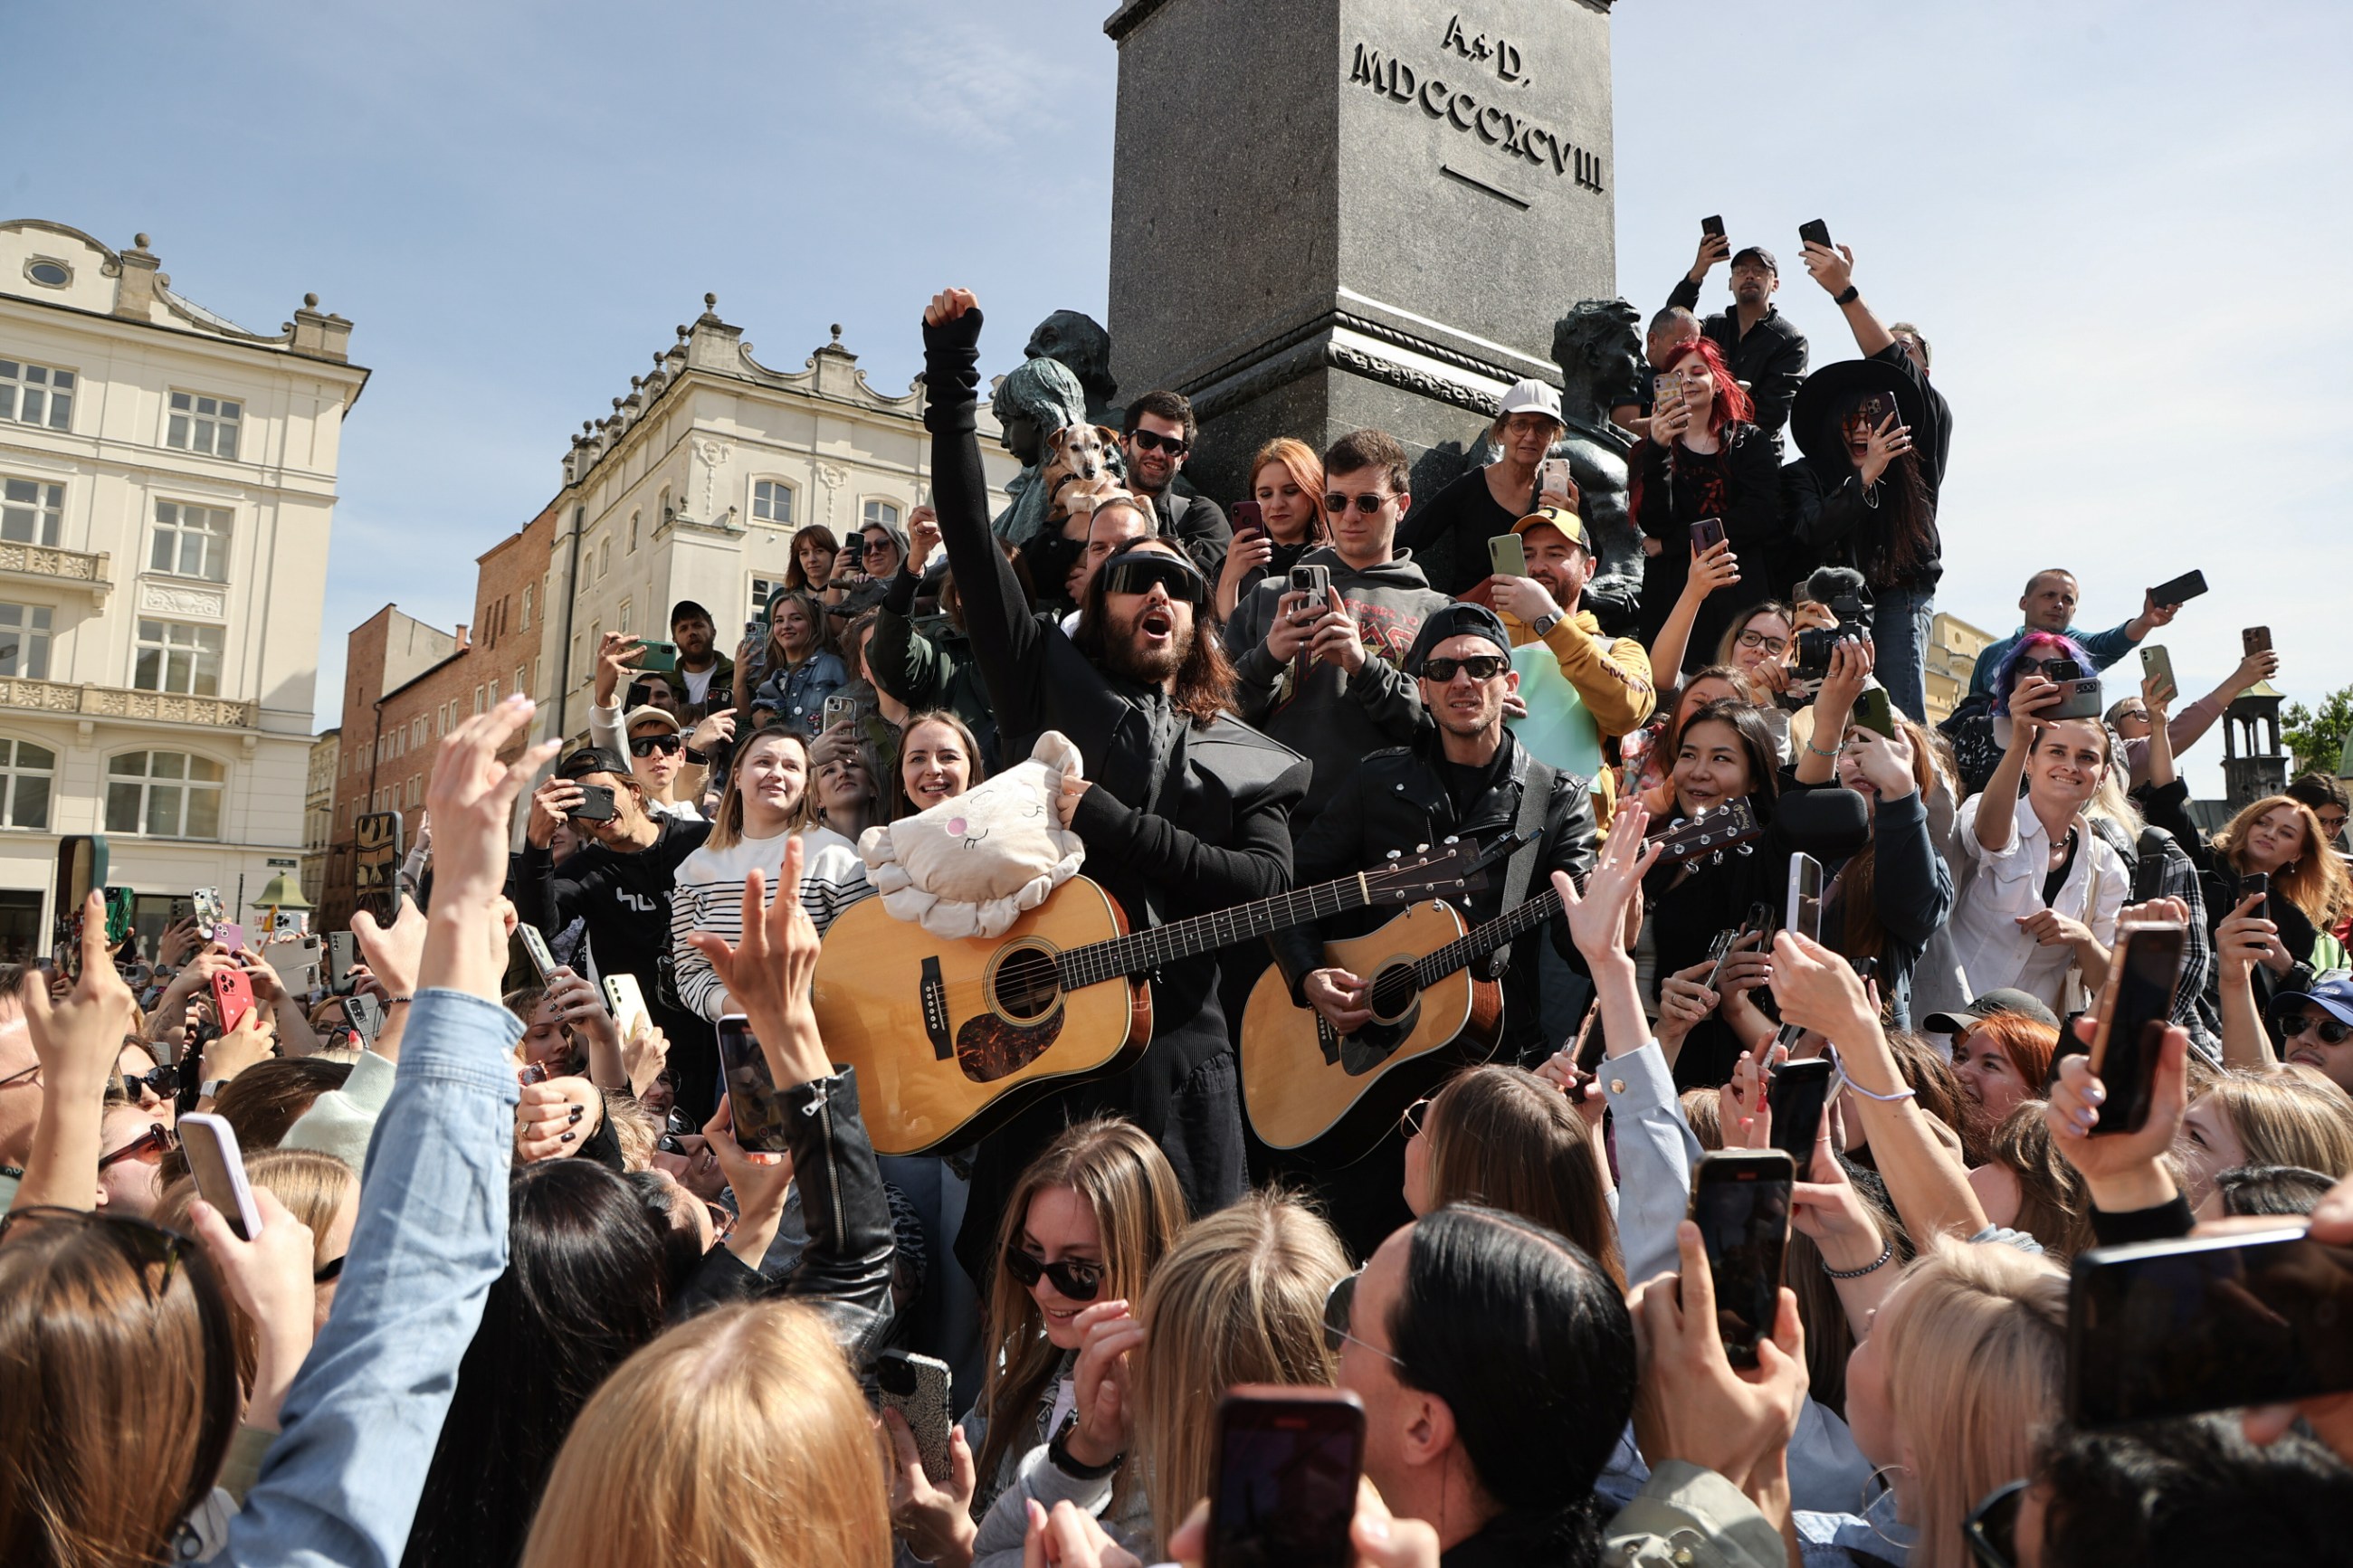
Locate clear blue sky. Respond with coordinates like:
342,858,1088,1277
9,1,2348,794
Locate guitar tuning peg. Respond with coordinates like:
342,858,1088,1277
1385,849,1403,860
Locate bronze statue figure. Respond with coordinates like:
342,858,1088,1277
1548,299,1649,635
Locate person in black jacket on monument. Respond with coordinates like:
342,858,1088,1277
1664,234,1810,440
1633,336,1787,658
920,287,1309,1261
1785,237,1953,722
513,745,719,1118
1266,601,1598,1257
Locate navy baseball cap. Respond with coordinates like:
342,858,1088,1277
557,746,631,782
2272,974,2353,1031
1731,245,1779,273
1405,603,1512,675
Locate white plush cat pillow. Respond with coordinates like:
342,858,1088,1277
858,731,1087,939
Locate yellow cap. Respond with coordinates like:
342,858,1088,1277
1511,505,1588,552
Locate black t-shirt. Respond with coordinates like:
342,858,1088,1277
2042,828,2080,908
1396,465,1524,596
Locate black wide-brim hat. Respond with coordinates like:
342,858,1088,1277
1790,357,1926,467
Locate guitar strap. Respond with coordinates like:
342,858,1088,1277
1480,755,1557,982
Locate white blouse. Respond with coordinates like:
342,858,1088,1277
1948,790,2126,1011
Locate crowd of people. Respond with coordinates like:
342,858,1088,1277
5,227,2351,1568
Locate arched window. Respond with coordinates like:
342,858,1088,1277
0,738,55,830
862,498,901,531
105,751,224,840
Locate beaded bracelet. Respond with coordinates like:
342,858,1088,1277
1823,1238,1895,1279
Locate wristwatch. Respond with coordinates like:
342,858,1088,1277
199,1079,233,1099
1834,284,1860,306
1530,610,1564,637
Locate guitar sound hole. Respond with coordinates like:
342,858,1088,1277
1367,965,1420,1024
993,946,1062,1023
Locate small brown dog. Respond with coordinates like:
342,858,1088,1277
1040,423,1121,522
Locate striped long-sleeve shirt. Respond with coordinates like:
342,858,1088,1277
668,825,872,1022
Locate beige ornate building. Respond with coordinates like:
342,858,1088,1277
542,298,1016,738
1924,610,1996,727
302,728,338,906
0,221,363,957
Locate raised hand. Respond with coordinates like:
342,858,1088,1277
1558,801,1661,965
924,288,980,328
683,837,830,1088
186,1187,318,1430
1628,1221,1807,1497
887,1410,978,1566
1063,1299,1144,1469
350,893,426,1001
1684,539,1741,600
515,1075,603,1163
2044,1019,2189,1213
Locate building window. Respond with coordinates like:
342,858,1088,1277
133,619,224,697
0,738,54,829
515,665,527,699
520,584,533,631
0,359,73,431
0,477,62,546
165,391,242,459
24,259,71,289
487,676,500,704
597,538,611,580
750,575,782,619
862,499,901,531
752,480,794,525
150,500,232,582
0,604,52,680
105,751,224,840
617,598,632,636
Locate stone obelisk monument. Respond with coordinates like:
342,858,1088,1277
1103,0,1616,501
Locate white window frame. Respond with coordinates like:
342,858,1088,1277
519,584,533,631
164,390,243,460
104,750,225,841
133,618,224,697
0,476,63,547
750,575,783,621
751,479,795,526
0,358,74,432
149,499,233,583
862,498,902,531
0,603,52,680
0,736,56,830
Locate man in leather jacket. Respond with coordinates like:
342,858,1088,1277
1267,602,1598,1253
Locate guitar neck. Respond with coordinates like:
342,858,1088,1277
1413,886,1564,989
1056,873,1378,990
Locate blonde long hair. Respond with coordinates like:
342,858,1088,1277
2201,1067,2353,1177
1877,1241,2068,1568
975,1121,1188,1490
519,1302,890,1568
1133,1193,1350,1556
2214,794,2353,929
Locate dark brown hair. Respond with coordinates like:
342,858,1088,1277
1121,388,1196,445
1320,427,1410,497
157,1058,352,1189
782,525,842,592
1424,1066,1624,1289
1072,539,1236,727
888,711,989,823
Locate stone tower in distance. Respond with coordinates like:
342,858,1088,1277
1103,0,1616,501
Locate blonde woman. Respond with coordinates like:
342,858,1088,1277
668,727,867,1024
967,1191,1349,1566
886,1120,1188,1566
1214,437,1328,621
2175,1066,2353,1207
519,1302,891,1568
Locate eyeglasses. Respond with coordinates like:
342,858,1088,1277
0,1060,42,1091
2278,1011,2353,1045
1128,428,1188,457
1736,630,1791,657
1322,1271,1403,1364
628,734,684,757
862,537,900,557
1398,1097,1431,1139
0,1205,192,1292
1420,654,1510,683
98,1122,177,1171
2013,656,2075,679
1101,554,1207,606
1963,1478,2027,1568
701,1201,737,1241
313,1253,347,1284
1322,491,1395,515
1002,1245,1105,1301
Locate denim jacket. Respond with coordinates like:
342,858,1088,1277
752,650,849,739
221,989,520,1568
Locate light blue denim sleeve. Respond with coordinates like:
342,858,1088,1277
223,988,521,1568
1602,1039,1701,1288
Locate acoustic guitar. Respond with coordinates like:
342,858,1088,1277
810,842,1484,1156
1242,799,1762,1163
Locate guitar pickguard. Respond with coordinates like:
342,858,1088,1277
1317,1008,1420,1077
957,1007,1065,1083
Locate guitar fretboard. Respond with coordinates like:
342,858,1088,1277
1057,870,1440,990
1412,887,1563,987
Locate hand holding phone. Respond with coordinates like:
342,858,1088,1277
2085,922,2188,1136
1206,1388,1366,1568
1786,853,1824,944
1688,1149,1794,1367
1767,1059,1837,1179
179,1113,263,1240
877,1352,957,1485
717,1015,792,1154
2243,625,2273,656
1487,532,1529,580
517,923,557,980
1797,219,1833,250
211,966,256,1035
1230,499,1264,537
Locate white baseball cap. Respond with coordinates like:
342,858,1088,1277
1496,378,1564,422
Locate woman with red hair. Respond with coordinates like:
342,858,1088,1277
1633,336,1789,669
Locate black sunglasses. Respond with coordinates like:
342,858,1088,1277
98,1122,177,1170
2278,1010,2353,1045
862,537,900,556
1964,1478,2027,1568
313,1252,347,1284
1002,1245,1105,1301
1128,428,1188,456
1101,554,1207,605
1322,491,1395,515
628,734,684,757
122,1062,180,1099
1322,1271,1403,1364
1420,654,1510,683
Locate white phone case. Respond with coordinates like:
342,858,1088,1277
179,1113,263,1241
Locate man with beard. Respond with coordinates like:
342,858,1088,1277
1268,602,1597,1254
515,746,719,1118
654,600,732,723
1666,236,1809,441
1120,388,1232,579
920,285,1307,1251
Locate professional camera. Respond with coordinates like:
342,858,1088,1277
1794,592,1870,681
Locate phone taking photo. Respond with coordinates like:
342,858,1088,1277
633,638,680,673
179,1112,263,1241
1689,1150,1793,1368
2243,625,2273,656
2067,1226,2353,1428
1287,562,1330,609
1851,687,1897,741
517,923,557,981
1797,218,1833,249
342,992,386,1045
1205,1387,1367,1568
211,966,255,1035
2139,644,2177,703
1700,214,1726,238
1767,1058,1837,1179
717,1013,793,1155
2085,921,2187,1136
1487,532,1529,580
2146,568,2207,608
52,835,107,980
1230,499,1264,537
1690,517,1726,554
569,784,618,823
876,1352,957,1486
327,930,358,995
1786,853,1824,945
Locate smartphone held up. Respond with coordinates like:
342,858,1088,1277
1205,1387,1366,1568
